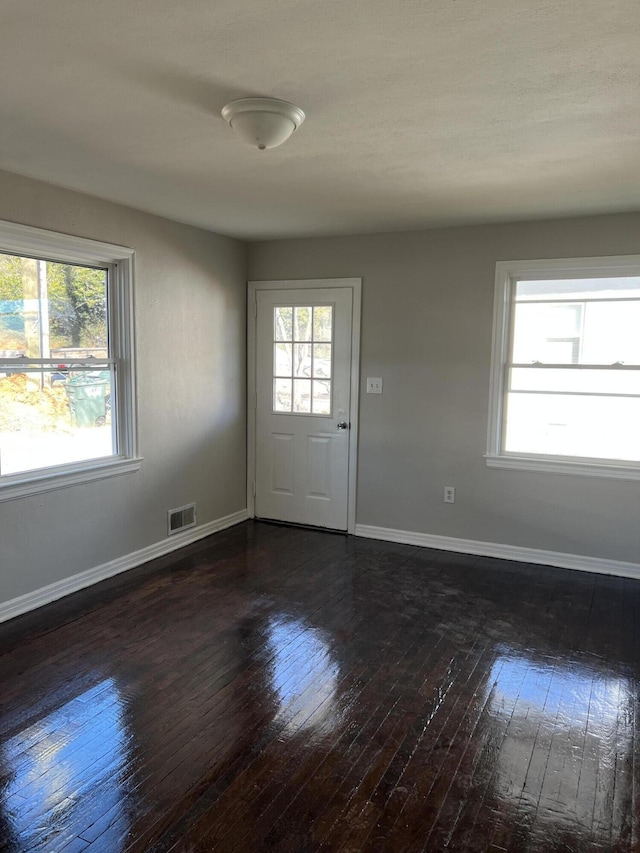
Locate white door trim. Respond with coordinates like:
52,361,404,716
247,278,361,534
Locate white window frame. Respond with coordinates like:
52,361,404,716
0,220,140,501
486,255,640,481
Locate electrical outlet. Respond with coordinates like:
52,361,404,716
444,486,455,504
366,377,383,394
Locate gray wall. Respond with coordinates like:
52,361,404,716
249,214,640,564
0,170,247,604
3,171,638,611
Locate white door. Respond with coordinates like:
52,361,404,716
254,287,354,530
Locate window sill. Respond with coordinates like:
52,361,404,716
0,457,143,502
485,454,640,481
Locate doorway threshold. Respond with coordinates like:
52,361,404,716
254,518,348,536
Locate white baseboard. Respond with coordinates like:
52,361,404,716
354,523,640,581
7,513,635,625
0,508,249,624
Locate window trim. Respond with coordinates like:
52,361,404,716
486,255,640,481
0,219,141,501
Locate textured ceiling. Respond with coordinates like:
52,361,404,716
0,0,638,239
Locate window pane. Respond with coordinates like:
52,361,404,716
512,303,583,364
0,254,108,354
274,343,292,376
294,307,312,341
581,301,640,364
516,277,640,301
270,304,334,416
313,306,333,342
312,380,331,414
273,378,292,412
293,343,312,377
274,307,292,342
293,379,311,413
512,281,640,366
0,368,114,476
510,368,640,395
0,250,113,480
504,393,640,461
313,344,331,378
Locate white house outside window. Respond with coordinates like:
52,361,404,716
487,256,640,480
0,221,139,500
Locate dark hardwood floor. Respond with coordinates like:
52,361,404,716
1,521,639,852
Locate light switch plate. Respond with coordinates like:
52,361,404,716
366,377,383,394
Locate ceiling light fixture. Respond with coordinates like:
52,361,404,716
221,97,305,150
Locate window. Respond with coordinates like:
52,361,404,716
0,220,139,499
272,305,333,415
487,256,640,479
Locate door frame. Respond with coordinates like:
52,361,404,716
247,278,362,534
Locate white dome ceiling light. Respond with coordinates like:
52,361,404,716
221,97,305,150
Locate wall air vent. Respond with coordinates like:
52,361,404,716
168,503,197,536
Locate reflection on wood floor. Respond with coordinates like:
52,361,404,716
0,520,638,852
